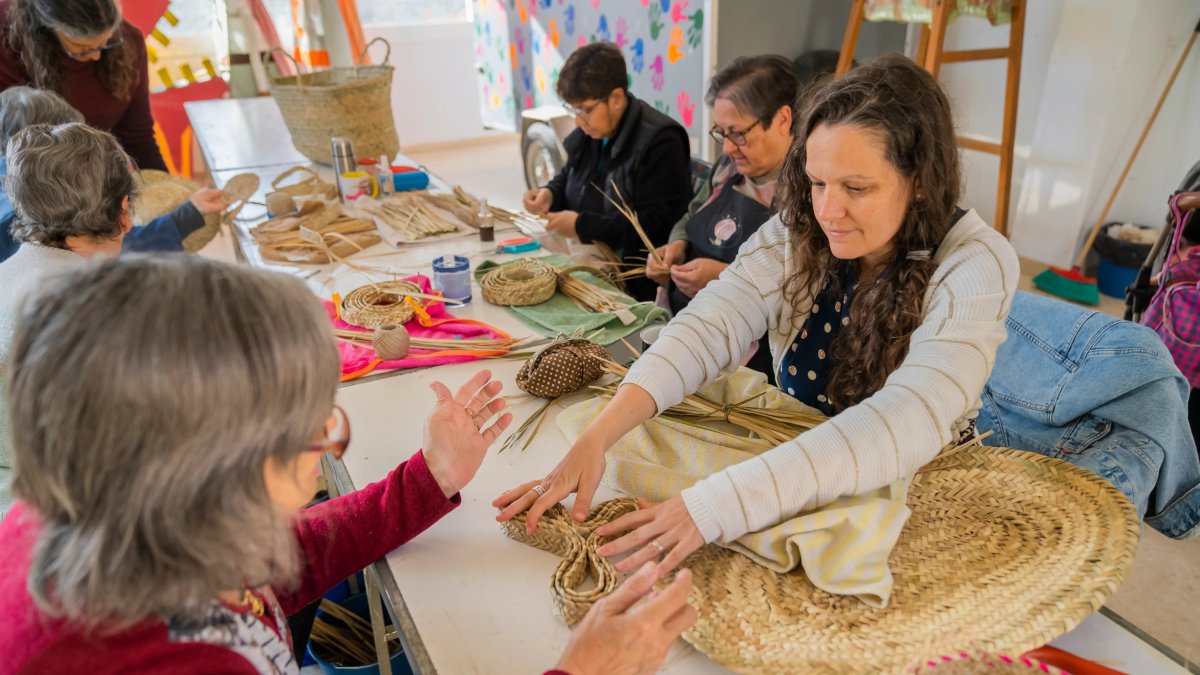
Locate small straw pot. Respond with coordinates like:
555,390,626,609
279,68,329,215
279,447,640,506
270,38,400,166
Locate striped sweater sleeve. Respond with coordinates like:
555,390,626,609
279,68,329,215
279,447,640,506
622,212,1019,543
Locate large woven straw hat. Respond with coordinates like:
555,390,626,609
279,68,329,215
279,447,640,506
675,447,1140,674
130,170,258,252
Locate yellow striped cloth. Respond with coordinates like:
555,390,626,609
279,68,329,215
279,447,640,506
558,368,911,608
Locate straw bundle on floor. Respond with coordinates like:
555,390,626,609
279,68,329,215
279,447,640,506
253,200,379,264
502,498,639,626
480,258,558,306
672,446,1140,673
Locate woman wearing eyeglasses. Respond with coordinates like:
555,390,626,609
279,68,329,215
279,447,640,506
0,255,695,674
522,42,692,302
0,0,167,172
645,55,800,382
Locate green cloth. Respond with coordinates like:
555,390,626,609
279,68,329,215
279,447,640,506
474,254,668,345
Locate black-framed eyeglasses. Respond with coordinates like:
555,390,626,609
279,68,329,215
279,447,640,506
709,120,764,147
563,98,607,120
59,31,123,60
307,404,351,460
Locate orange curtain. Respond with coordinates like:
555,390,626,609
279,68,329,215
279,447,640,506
335,0,369,64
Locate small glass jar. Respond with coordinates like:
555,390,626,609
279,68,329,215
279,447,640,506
431,255,472,304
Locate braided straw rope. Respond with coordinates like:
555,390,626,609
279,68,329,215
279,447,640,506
667,446,1140,674
339,281,422,329
480,259,558,306
503,498,638,626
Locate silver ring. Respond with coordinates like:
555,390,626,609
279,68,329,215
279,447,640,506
531,484,546,497
651,539,666,557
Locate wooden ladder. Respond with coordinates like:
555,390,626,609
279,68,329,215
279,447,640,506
835,0,1026,237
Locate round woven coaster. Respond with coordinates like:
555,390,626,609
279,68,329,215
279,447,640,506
480,259,558,306
674,447,1140,674
339,281,422,329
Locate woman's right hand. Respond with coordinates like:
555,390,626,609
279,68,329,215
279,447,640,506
523,187,553,215
553,562,696,675
493,438,608,533
646,240,687,285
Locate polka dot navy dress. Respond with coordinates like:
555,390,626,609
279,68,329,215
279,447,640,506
777,266,856,415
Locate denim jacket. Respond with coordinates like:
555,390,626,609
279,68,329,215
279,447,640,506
978,291,1200,539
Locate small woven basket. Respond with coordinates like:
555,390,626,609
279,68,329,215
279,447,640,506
130,170,257,252
480,259,558,306
269,38,399,165
673,447,1140,674
339,280,422,329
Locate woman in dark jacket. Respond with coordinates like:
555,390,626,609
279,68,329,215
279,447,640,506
523,42,692,301
0,0,167,171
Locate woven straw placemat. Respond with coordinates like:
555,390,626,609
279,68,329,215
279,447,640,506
673,447,1140,674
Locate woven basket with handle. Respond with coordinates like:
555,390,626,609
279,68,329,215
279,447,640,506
270,38,399,165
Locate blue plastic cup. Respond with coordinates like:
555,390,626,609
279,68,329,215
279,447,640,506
432,255,472,304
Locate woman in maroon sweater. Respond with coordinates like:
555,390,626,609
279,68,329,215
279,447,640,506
0,256,694,674
0,0,166,171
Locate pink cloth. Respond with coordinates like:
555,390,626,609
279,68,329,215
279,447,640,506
326,276,506,378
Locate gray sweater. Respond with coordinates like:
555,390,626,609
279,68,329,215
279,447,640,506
0,244,85,516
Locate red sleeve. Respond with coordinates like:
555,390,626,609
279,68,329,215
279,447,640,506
111,21,167,172
18,626,262,674
276,450,460,615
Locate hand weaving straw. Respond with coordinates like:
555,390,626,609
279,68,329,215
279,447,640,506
480,259,558,306
664,446,1140,673
502,498,638,626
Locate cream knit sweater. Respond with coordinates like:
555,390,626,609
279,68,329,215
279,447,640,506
622,210,1019,544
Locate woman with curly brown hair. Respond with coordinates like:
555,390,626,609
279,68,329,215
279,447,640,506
0,0,166,171
496,54,1020,572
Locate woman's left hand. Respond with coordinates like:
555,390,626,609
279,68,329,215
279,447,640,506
595,495,705,574
545,210,580,239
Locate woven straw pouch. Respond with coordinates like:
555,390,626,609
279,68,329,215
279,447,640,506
516,338,609,398
666,446,1140,674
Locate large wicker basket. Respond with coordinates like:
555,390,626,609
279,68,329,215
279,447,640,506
269,38,399,165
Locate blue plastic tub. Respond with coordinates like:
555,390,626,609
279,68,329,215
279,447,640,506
1097,258,1138,298
307,592,412,675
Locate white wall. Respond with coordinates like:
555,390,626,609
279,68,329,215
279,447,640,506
318,5,489,149
939,0,1200,267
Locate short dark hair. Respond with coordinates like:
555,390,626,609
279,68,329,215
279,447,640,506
556,42,628,104
706,54,801,131
0,86,84,152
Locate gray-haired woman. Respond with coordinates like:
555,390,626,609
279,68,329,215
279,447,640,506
0,87,227,263
644,55,802,382
0,256,694,673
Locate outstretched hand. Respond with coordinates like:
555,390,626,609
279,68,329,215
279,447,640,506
423,369,513,498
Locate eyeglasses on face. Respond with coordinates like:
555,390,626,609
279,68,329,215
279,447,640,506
709,119,765,147
307,404,351,460
562,98,607,120
58,31,123,60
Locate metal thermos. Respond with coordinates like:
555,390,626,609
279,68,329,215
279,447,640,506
331,137,356,202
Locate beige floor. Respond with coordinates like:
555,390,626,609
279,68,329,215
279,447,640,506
404,135,1200,667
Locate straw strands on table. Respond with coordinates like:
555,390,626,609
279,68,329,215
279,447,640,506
480,258,559,306
593,354,827,446
253,200,380,265
414,185,545,231
556,266,636,321
333,325,522,360
355,194,460,240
